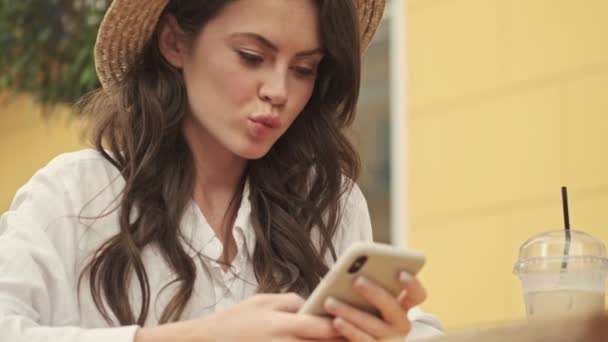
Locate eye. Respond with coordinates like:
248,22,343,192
237,50,263,65
292,66,317,78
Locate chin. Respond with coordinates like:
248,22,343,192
235,143,273,160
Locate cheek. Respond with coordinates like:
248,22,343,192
185,54,256,113
287,83,315,120
214,67,256,107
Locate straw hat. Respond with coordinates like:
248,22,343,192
94,0,386,89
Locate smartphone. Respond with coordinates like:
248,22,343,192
298,242,426,317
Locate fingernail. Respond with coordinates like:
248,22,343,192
355,276,369,288
397,289,408,303
334,317,346,328
325,297,339,310
400,271,413,284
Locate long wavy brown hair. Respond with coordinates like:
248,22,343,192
78,0,361,326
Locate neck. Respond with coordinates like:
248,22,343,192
183,115,247,224
183,115,247,194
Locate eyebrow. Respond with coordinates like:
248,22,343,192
230,32,324,57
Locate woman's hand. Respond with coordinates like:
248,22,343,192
323,272,427,341
136,293,344,342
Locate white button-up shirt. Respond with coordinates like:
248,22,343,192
0,150,443,341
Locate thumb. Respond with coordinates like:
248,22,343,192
267,292,306,313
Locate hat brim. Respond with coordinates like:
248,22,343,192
95,0,386,89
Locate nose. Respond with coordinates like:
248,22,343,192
259,68,288,107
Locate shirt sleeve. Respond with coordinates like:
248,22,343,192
330,180,374,257
332,180,445,340
0,161,139,342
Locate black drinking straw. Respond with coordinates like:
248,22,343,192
561,187,572,270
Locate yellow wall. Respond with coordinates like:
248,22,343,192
406,0,608,331
0,94,88,211
5,0,608,331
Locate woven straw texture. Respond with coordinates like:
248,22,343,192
95,0,386,89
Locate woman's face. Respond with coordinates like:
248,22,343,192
162,0,323,160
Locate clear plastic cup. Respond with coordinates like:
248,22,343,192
513,230,608,319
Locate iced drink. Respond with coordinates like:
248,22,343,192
525,289,604,318
514,230,608,319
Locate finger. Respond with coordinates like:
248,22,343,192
333,317,375,342
324,297,388,338
282,338,347,342
258,293,306,312
283,338,348,342
353,276,408,327
278,312,342,339
398,272,427,309
397,289,409,311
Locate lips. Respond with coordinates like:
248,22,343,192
248,114,280,137
249,114,280,129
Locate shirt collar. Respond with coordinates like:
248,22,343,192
233,178,256,257
182,178,256,259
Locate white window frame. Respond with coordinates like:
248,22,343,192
388,0,409,247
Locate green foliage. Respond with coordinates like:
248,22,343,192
0,0,109,107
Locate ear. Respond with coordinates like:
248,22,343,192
158,15,188,68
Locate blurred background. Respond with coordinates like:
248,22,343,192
2,0,608,333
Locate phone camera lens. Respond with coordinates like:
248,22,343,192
348,256,368,274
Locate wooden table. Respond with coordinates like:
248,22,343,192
383,313,608,342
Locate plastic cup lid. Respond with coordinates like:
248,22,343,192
513,230,608,275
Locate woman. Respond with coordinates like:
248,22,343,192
0,0,443,341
